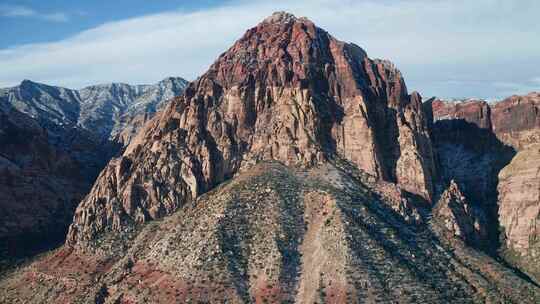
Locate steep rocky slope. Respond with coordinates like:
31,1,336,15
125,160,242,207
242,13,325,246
111,77,190,145
425,98,515,252
493,93,539,281
428,93,539,149
1,162,538,303
427,93,540,281
0,77,187,264
491,93,540,149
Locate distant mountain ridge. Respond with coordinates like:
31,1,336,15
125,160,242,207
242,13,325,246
0,77,187,264
1,77,188,145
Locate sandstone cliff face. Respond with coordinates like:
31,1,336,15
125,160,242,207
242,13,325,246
427,98,514,240
493,93,540,281
66,12,436,246
498,144,540,281
430,98,492,130
491,92,540,149
430,92,540,150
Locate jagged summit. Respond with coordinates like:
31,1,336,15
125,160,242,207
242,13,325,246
2,77,187,142
262,11,298,23
20,79,34,86
67,10,436,247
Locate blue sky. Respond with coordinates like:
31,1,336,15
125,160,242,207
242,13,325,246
1,0,539,100
0,1,227,48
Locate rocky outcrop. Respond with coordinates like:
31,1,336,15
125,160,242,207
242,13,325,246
433,180,488,245
491,92,540,149
429,92,540,150
493,93,540,281
66,12,436,246
430,98,492,129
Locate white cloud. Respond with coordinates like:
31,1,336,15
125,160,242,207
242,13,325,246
0,4,35,17
531,77,540,85
0,4,69,22
41,12,69,22
0,0,539,99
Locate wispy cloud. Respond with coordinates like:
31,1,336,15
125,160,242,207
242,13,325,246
41,12,69,22
0,4,69,22
0,4,34,17
531,77,540,85
0,0,539,99
491,79,540,96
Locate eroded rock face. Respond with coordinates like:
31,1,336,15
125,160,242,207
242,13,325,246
429,92,540,150
433,180,488,245
430,98,492,129
66,12,436,246
498,144,540,281
492,93,540,281
491,92,540,149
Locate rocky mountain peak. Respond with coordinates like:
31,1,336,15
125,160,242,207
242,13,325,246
2,77,187,143
19,79,36,87
159,76,187,84
0,77,187,260
66,12,436,246
262,11,298,24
